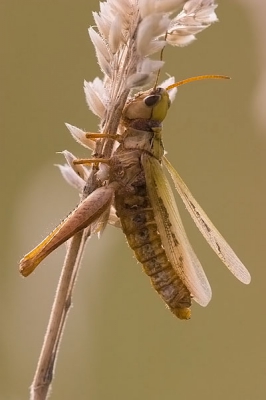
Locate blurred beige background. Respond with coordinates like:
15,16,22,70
1,1,265,399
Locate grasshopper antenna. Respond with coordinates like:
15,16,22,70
166,74,230,91
153,32,169,90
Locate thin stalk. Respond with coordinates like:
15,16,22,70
30,230,88,400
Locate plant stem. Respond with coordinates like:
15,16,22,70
30,230,88,400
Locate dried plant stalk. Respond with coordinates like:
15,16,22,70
30,231,86,399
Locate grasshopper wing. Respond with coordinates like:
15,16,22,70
163,156,251,285
142,153,212,307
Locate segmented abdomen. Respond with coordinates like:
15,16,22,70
115,187,192,319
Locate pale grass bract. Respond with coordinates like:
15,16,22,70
19,1,251,399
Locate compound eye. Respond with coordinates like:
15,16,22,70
144,94,161,107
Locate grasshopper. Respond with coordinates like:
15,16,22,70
19,76,250,319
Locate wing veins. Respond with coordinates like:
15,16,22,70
163,156,251,284
142,153,212,306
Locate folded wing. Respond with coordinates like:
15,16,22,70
142,153,212,307
163,156,251,285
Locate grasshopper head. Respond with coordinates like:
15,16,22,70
123,74,229,125
123,87,171,123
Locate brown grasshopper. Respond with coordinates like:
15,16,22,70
19,77,250,319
